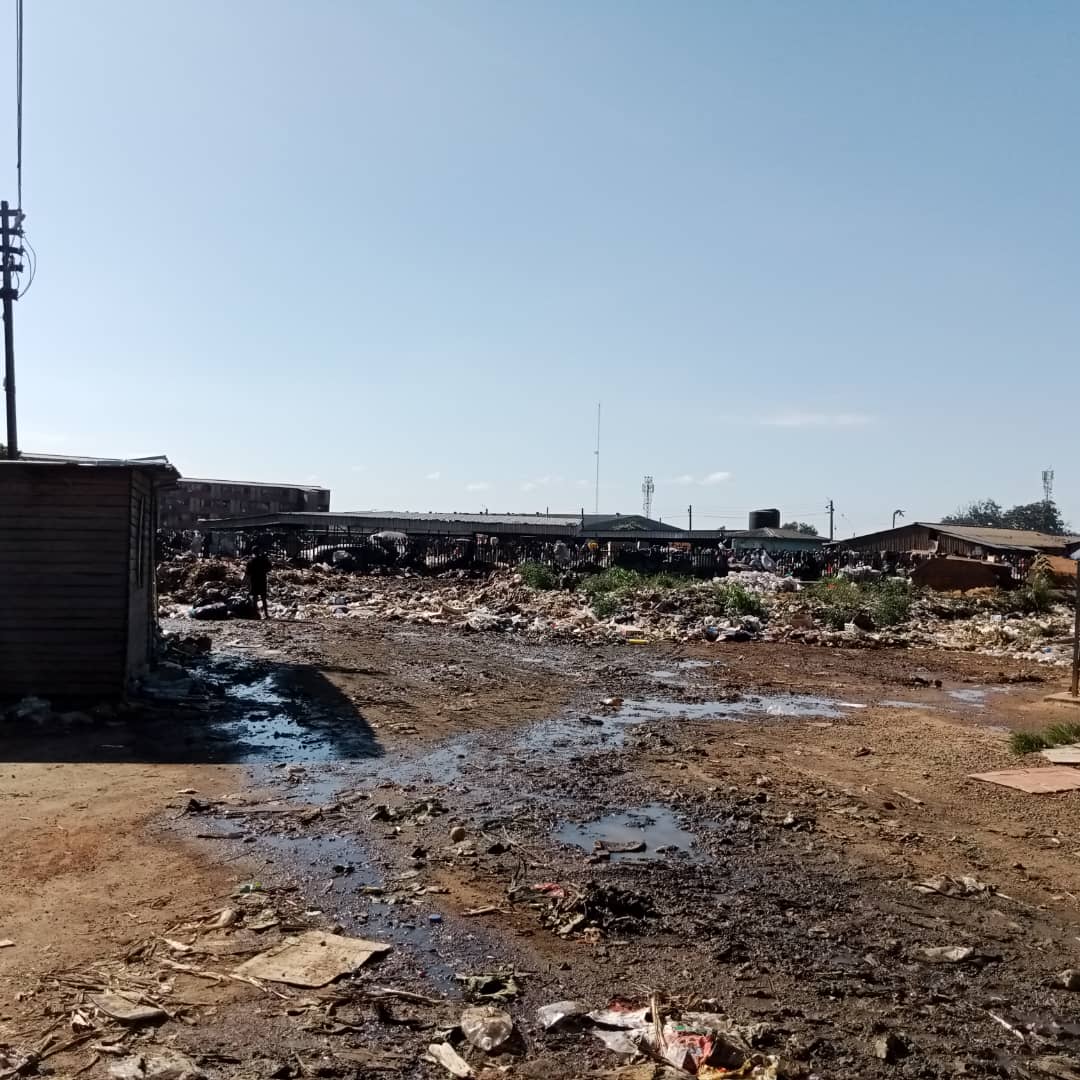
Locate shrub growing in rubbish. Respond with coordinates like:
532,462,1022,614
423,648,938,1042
591,593,621,618
519,562,558,590
709,581,766,618
806,577,914,630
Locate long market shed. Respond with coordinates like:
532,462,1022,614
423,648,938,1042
833,522,1080,559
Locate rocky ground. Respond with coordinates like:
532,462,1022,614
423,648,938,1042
4,569,1080,1079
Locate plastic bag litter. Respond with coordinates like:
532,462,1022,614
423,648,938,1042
460,1006,513,1051
537,1000,591,1031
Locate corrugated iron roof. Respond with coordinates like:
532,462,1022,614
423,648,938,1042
926,523,1080,550
180,476,328,492
2,451,179,476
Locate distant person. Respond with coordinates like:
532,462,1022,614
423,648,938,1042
245,552,272,619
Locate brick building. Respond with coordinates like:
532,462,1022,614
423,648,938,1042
159,477,330,531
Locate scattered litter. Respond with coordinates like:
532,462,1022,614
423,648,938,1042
920,945,978,964
109,1050,206,1080
0,939,13,948
91,992,168,1025
1059,969,1080,991
455,971,521,1003
873,1032,909,1063
210,907,240,928
969,767,1080,793
460,1005,514,1051
235,931,390,987
426,1042,474,1078
537,1000,592,1031
915,875,995,898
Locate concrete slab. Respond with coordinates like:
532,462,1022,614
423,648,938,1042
969,766,1080,793
1040,745,1080,765
1044,692,1080,707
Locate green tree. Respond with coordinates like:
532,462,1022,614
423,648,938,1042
781,521,820,536
941,497,1070,535
940,499,1004,528
1001,500,1069,535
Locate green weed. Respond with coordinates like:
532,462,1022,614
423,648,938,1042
520,562,558,590
1010,730,1050,755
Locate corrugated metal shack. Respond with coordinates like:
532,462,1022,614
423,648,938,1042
833,522,1080,558
0,454,179,698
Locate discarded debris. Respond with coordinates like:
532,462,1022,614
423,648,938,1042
530,881,655,938
90,992,168,1025
426,1042,474,1078
209,907,239,929
537,1000,592,1031
0,939,13,949
873,1032,909,1063
108,1050,206,1080
969,767,1080,793
920,945,979,964
1058,969,1080,991
455,971,521,1003
460,1005,514,1051
234,931,390,987
915,874,994,898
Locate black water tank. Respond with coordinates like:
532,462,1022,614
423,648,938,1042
748,508,781,530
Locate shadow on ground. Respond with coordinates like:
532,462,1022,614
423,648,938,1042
0,655,383,765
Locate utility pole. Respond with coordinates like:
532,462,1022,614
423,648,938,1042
827,498,834,541
892,508,905,529
593,402,601,515
688,504,693,533
0,201,22,459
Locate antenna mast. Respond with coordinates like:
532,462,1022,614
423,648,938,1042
641,475,654,518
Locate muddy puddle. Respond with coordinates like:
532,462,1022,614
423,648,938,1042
180,660,869,987
193,659,382,764
555,803,696,861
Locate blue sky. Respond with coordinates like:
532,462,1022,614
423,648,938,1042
1,1,1077,536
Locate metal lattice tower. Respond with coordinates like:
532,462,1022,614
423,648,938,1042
1043,468,1055,505
641,475,655,518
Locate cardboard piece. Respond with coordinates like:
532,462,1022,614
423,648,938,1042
235,931,390,987
969,766,1080,794
1040,745,1080,765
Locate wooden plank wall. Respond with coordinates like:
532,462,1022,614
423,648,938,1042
0,465,131,697
126,471,154,678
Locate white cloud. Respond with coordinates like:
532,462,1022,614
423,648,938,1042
425,471,442,481
672,472,732,486
575,479,590,489
350,464,367,473
521,481,538,492
760,411,874,428
465,481,491,492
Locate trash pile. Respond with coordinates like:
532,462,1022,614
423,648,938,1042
157,556,1076,663
535,996,789,1078
157,557,791,644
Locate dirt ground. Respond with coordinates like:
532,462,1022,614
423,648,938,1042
4,616,1080,1080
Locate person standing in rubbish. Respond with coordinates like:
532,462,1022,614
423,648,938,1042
245,551,272,619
